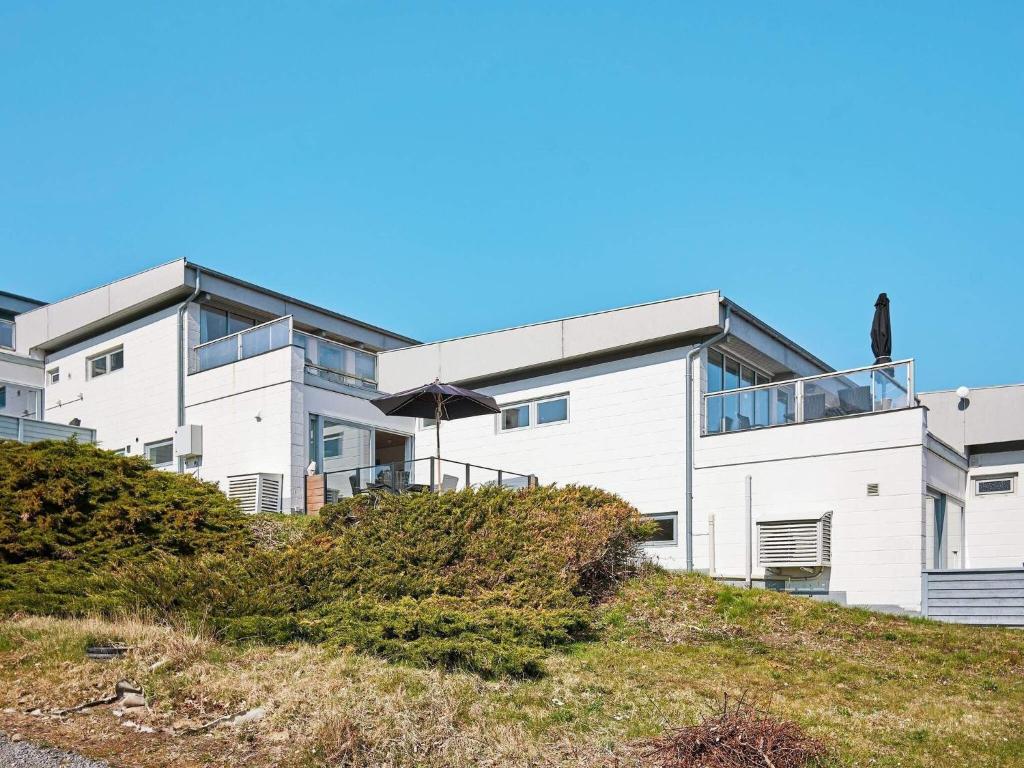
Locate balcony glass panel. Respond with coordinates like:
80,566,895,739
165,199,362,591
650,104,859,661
194,316,292,372
196,336,237,370
704,360,912,435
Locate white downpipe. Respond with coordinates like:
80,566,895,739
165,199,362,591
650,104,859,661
745,474,753,588
176,265,202,430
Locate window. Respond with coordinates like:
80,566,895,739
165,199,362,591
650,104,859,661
976,475,1016,496
642,512,678,546
501,404,531,431
200,305,255,343
419,417,437,430
705,348,770,433
537,396,569,425
88,347,124,378
0,386,5,409
48,368,60,385
0,319,13,350
145,439,174,467
498,395,569,432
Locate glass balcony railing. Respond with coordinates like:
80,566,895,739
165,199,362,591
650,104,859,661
704,359,914,435
193,316,294,372
191,316,380,389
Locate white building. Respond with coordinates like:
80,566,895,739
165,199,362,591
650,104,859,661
3,260,1022,618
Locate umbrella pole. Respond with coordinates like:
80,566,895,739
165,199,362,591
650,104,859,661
435,395,442,486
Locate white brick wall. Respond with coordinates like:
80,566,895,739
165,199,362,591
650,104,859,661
965,451,1024,568
693,407,929,611
407,346,694,563
43,306,179,456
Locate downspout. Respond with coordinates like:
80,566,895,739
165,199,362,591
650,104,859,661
684,303,731,571
177,265,202,430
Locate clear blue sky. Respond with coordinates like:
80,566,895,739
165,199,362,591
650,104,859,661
2,3,1021,391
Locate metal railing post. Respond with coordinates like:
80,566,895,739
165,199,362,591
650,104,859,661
429,457,436,491
497,470,503,488
795,379,805,423
465,462,471,490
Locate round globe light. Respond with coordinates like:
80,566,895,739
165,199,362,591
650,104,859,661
956,386,970,400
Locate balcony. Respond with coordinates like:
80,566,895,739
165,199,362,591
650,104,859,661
307,456,537,511
191,315,378,389
704,359,914,435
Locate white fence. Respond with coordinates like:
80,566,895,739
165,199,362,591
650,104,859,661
923,568,1024,627
0,414,96,444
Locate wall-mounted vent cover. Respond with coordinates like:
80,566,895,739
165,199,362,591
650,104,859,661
866,483,880,496
228,473,283,514
757,512,833,568
976,477,1014,495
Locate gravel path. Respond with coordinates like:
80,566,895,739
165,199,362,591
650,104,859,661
0,732,109,768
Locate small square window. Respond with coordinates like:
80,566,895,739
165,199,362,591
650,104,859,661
537,397,568,425
642,512,678,546
48,369,60,384
145,439,174,467
90,356,107,377
110,350,124,371
501,404,531,431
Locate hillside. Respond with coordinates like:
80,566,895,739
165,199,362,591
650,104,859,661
2,571,1023,767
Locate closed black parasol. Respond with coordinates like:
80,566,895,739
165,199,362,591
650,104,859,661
371,379,499,464
871,292,892,364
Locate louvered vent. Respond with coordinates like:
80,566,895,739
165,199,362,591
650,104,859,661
228,473,283,514
757,512,833,568
866,483,879,496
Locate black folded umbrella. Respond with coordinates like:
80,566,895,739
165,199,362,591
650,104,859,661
371,379,499,463
871,292,892,364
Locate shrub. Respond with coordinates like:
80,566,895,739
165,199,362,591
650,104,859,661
0,441,652,676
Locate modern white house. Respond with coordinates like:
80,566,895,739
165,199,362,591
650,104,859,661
2,259,1022,620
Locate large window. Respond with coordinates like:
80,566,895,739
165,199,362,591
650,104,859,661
641,512,678,546
498,395,569,432
0,319,13,350
88,347,124,379
145,439,173,467
705,349,770,433
200,305,256,343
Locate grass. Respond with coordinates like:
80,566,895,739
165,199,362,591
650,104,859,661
2,570,1023,768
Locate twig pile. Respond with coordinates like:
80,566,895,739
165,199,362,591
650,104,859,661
645,695,827,768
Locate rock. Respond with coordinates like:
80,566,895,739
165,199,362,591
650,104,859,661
229,707,266,727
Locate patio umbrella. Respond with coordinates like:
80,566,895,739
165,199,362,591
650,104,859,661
371,379,499,466
870,292,892,364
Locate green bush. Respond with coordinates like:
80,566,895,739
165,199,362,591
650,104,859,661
0,440,652,676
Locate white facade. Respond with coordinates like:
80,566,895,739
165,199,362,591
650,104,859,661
5,260,1024,615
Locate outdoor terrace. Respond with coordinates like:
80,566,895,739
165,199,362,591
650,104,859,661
190,315,379,390
703,359,915,435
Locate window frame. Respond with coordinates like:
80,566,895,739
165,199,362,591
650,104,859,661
975,474,1016,496
497,394,570,434
199,304,258,344
87,346,125,380
641,512,679,547
47,368,60,385
0,319,14,350
704,347,772,434
144,439,174,468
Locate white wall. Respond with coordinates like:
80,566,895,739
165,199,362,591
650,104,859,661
693,408,929,611
964,450,1024,568
43,306,179,454
184,344,301,508
405,346,694,563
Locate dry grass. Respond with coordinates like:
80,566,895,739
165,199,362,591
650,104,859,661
3,571,1024,768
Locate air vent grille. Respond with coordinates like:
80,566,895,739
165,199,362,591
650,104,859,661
757,512,833,568
866,483,879,496
977,477,1014,495
228,473,283,514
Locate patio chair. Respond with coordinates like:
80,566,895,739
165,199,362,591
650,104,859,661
839,385,872,415
440,474,459,492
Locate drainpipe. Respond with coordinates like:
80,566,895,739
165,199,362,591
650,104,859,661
684,303,731,571
177,265,202,430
